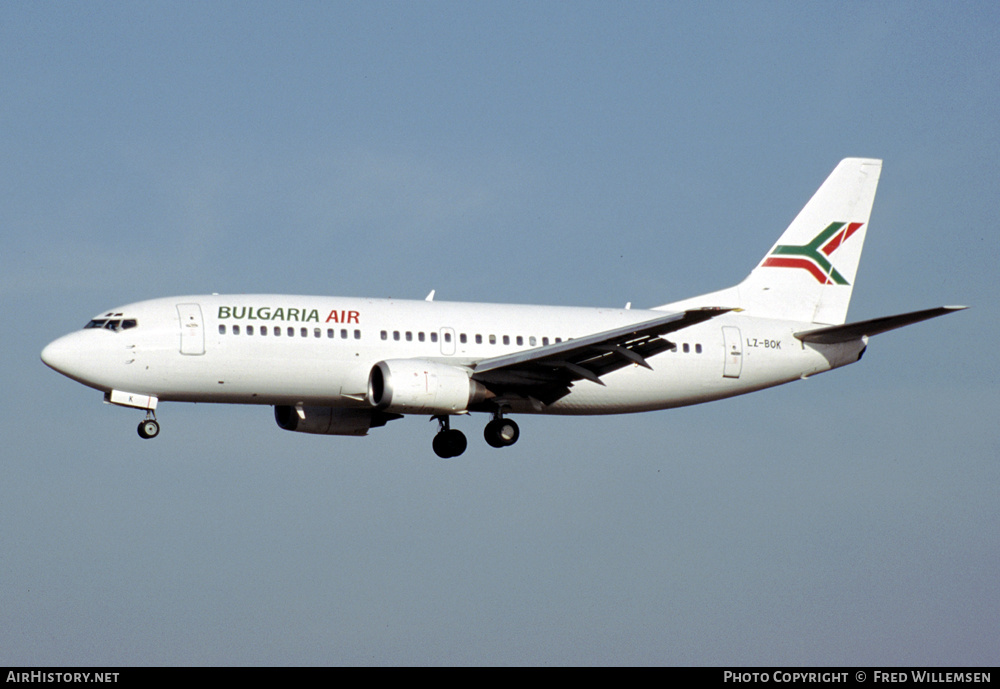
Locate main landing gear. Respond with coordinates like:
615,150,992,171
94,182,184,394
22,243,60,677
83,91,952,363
432,416,467,458
137,411,160,439
484,415,519,449
431,413,520,458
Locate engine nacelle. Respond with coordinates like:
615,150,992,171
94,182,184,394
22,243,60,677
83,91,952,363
274,405,397,436
368,359,489,414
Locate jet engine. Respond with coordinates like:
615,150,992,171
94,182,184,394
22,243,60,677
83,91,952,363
368,359,490,414
274,405,398,436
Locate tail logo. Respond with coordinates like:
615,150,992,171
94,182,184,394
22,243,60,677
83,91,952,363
761,222,864,285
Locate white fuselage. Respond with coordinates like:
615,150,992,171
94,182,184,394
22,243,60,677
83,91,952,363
41,294,863,416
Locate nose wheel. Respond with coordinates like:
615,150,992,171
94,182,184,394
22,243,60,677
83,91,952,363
137,413,160,439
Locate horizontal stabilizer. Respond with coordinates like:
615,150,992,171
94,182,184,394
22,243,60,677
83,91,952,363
795,306,967,344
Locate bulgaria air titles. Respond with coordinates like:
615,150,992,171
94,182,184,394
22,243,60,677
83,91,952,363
217,306,361,324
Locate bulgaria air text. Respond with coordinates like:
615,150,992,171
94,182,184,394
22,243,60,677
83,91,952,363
217,306,360,324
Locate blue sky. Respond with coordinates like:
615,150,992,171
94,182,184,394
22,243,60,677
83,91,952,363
2,2,997,666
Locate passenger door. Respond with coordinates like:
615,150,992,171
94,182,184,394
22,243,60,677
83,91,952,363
177,303,205,355
722,326,742,378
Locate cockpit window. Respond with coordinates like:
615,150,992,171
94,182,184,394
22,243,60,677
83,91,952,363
84,317,138,331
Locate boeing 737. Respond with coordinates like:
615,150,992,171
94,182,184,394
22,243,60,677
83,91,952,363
41,158,965,457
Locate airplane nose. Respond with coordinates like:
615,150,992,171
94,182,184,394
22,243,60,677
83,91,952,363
41,330,123,389
41,334,82,376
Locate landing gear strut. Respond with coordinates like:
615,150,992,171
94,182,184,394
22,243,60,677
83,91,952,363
137,411,160,440
432,416,467,458
484,414,519,449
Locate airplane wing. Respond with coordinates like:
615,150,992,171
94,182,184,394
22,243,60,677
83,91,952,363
471,307,730,406
794,306,967,344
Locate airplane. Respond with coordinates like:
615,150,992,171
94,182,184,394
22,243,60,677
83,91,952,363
41,158,965,458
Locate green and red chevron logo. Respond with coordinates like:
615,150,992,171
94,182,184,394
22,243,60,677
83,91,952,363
762,221,864,285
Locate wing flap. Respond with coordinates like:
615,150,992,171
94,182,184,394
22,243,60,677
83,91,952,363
472,307,730,404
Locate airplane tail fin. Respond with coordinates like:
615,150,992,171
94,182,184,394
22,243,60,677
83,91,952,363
740,157,882,324
658,158,883,325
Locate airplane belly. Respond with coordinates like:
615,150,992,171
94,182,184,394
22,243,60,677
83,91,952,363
136,346,356,405
537,358,724,415
531,333,832,416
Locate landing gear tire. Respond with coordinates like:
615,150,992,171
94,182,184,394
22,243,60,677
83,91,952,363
433,429,467,459
137,419,160,439
485,418,519,448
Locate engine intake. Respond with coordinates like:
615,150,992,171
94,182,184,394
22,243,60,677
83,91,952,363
368,359,489,414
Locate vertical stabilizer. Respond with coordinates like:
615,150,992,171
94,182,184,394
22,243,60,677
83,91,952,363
656,158,882,324
739,158,882,324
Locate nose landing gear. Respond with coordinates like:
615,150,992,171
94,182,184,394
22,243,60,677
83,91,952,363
137,412,160,439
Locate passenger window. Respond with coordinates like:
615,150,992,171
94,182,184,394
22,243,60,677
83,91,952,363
286,327,294,337
327,329,334,338
431,332,438,343
541,337,548,346
516,336,523,346
405,331,412,342
460,333,467,344
274,326,281,336
233,325,241,335
683,343,690,353
341,329,348,339
393,331,400,341
300,328,308,338
695,344,702,354
444,332,452,343
418,332,425,342
219,324,226,335
489,335,496,345
354,330,361,340
247,325,254,336
530,336,537,346
475,334,482,344
503,335,510,345
261,326,267,336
